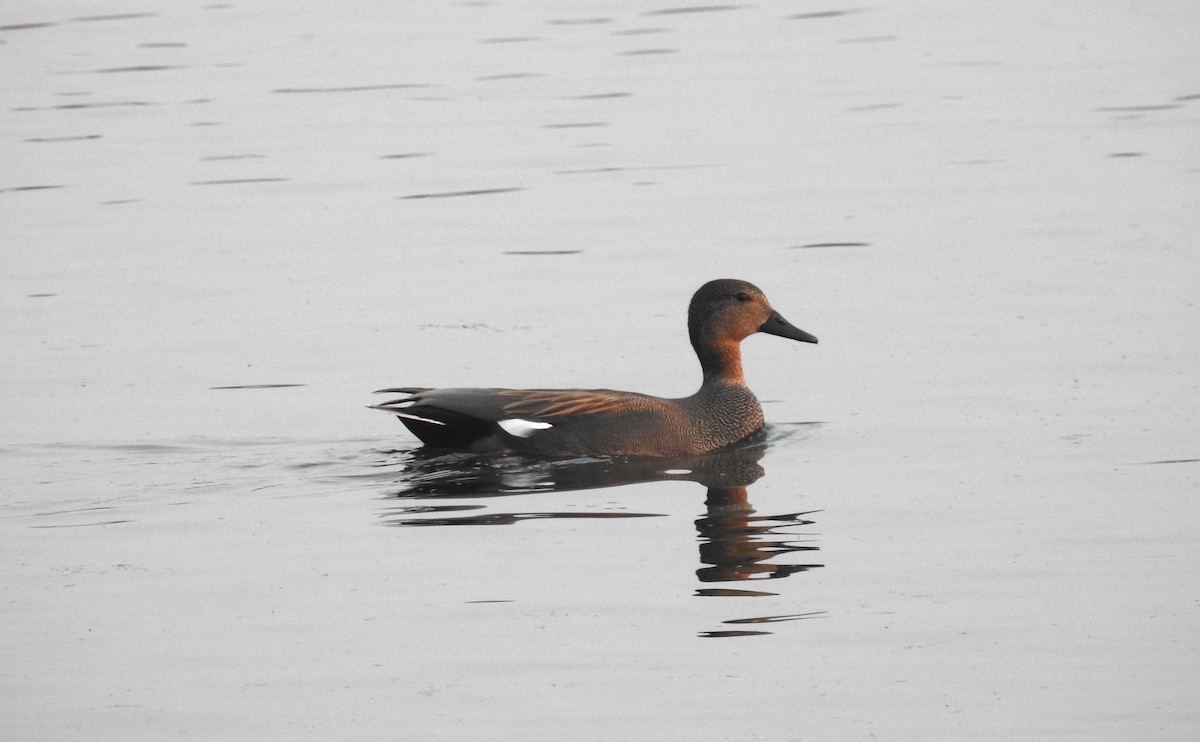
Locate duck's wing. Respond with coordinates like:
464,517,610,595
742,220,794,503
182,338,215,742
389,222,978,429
496,388,647,417
371,387,663,453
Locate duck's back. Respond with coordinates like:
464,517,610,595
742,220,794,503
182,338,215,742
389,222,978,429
375,383,765,457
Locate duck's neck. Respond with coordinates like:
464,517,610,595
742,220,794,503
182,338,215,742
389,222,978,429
696,339,747,385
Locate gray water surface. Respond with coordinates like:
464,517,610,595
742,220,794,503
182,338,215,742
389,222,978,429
4,2,1199,739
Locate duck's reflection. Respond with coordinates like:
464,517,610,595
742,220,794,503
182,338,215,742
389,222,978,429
378,430,823,598
696,485,821,584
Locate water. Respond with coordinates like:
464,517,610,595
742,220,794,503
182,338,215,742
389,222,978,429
4,2,1199,739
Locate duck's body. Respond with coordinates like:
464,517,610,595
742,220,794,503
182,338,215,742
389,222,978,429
372,279,817,457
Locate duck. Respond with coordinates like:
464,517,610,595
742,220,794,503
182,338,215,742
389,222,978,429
371,278,817,457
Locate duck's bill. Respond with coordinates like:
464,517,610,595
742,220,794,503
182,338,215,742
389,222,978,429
759,311,818,344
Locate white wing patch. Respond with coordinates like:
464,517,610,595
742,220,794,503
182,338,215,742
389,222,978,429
498,418,554,438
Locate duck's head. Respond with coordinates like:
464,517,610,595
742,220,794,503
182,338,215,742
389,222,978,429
688,279,818,350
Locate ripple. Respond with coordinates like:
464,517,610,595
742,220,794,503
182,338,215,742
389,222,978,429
400,187,524,200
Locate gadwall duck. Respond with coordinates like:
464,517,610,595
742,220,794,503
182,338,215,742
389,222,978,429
372,278,817,457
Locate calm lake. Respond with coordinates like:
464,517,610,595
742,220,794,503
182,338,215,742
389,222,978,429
3,2,1198,739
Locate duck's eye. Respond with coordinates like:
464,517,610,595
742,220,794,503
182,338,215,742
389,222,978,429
734,292,751,302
